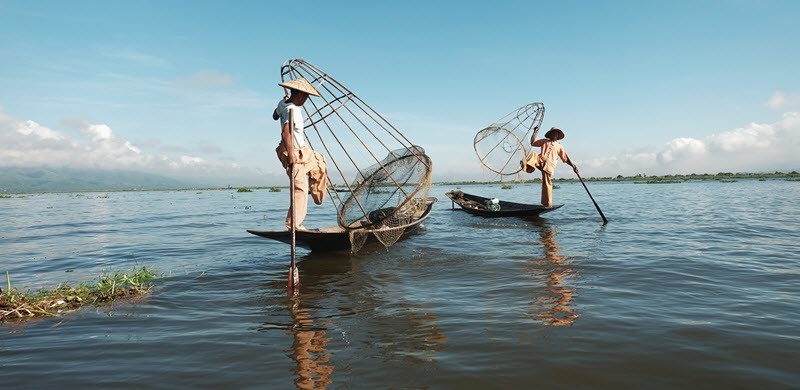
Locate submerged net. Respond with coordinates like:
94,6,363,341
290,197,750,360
280,59,433,253
473,103,545,176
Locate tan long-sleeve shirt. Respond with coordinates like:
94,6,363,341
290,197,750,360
531,139,570,174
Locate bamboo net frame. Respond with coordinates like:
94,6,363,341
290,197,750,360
279,59,433,248
473,103,545,176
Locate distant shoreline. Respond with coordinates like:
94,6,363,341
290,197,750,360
1,171,798,195
438,171,800,186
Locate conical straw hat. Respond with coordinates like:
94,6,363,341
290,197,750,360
278,77,321,97
544,127,565,140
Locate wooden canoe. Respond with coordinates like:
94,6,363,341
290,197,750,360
247,198,437,252
445,190,562,218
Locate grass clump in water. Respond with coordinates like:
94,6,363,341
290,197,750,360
1,267,157,321
269,187,281,192
237,187,253,192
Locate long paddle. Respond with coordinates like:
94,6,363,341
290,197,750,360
288,115,299,292
567,154,608,225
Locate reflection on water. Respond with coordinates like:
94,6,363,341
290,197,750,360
278,250,447,389
3,183,800,388
530,224,580,326
287,295,333,390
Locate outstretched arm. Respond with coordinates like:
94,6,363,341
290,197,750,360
561,149,578,174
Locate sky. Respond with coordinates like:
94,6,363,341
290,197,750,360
1,0,800,185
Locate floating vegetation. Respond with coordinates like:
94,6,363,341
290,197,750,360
786,178,800,181
719,179,737,183
553,185,561,189
758,178,767,181
501,184,513,189
237,188,253,193
269,187,281,192
636,180,683,184
1,267,157,321
0,195,11,199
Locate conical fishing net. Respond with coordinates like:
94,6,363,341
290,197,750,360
280,59,433,253
340,146,432,247
473,103,545,176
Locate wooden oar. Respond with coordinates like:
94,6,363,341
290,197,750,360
567,154,608,225
288,116,299,292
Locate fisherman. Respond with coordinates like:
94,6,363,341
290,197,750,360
273,77,322,230
523,127,579,208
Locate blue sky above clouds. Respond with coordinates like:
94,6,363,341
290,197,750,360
1,0,799,185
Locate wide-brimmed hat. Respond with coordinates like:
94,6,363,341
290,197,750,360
544,127,565,140
278,77,321,97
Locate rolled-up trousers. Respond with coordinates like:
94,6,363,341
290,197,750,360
541,171,553,208
285,159,310,229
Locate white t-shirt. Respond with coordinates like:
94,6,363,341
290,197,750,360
276,99,306,148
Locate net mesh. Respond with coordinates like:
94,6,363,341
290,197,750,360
341,146,432,251
340,146,431,229
280,59,433,253
473,103,545,176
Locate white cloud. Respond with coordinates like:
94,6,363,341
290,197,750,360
707,122,775,152
585,111,800,176
657,137,707,163
0,106,270,184
766,91,800,111
17,119,66,140
179,155,206,166
83,123,113,142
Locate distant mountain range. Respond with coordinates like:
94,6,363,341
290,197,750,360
0,167,192,193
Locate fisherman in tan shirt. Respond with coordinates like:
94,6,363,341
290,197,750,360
523,127,579,208
273,77,323,230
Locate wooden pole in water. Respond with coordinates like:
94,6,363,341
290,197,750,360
576,171,608,225
288,114,299,291
566,153,608,225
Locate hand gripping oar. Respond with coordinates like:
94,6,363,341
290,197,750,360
567,154,608,225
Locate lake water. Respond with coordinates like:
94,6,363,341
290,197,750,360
1,181,799,388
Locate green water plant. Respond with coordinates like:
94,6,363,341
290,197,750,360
1,266,157,321
636,180,683,184
237,188,253,193
269,187,281,192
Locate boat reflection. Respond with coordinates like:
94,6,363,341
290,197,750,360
529,224,580,326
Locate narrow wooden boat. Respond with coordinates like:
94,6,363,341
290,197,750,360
445,190,561,218
247,198,437,252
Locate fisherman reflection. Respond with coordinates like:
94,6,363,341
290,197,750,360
531,226,579,326
288,295,333,389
